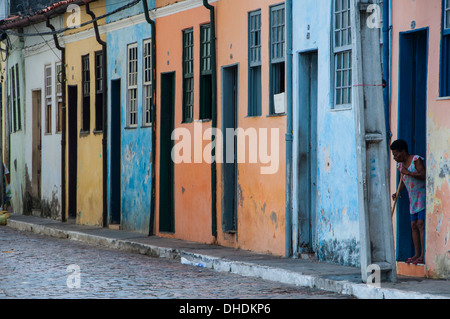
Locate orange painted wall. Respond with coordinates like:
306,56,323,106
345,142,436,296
391,0,450,279
155,4,214,244
154,0,287,256
214,0,286,256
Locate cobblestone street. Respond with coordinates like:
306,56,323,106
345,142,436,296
0,227,353,300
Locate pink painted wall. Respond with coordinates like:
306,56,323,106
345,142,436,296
391,0,450,279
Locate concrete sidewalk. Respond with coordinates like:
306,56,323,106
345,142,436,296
3,213,449,299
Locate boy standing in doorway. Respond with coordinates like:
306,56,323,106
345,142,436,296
390,139,426,265
391,140,426,265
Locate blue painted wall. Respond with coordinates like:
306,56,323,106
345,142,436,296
106,0,155,23
292,0,361,267
106,0,155,234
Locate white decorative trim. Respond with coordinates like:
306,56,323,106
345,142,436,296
63,0,218,44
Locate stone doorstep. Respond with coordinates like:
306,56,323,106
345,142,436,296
396,261,425,278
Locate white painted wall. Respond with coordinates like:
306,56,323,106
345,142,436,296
22,17,64,218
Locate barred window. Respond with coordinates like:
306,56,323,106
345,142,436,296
56,62,63,133
269,4,285,115
445,0,450,29
143,39,153,126
248,10,262,116
182,29,194,123
45,64,52,134
95,51,104,131
333,0,352,107
440,0,450,96
127,43,138,127
200,24,212,120
81,55,90,132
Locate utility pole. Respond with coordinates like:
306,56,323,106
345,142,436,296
353,0,397,283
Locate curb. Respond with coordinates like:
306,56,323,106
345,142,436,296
6,218,449,299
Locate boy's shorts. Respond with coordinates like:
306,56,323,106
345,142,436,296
411,209,425,222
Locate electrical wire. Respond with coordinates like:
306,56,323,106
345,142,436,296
4,0,141,37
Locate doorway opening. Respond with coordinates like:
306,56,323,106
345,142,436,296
297,51,318,256
110,79,121,225
221,65,239,233
397,28,428,262
67,85,78,220
31,90,42,213
159,72,175,233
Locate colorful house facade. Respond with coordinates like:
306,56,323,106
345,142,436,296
4,0,447,282
152,0,287,255
291,0,396,282
0,2,69,219
63,1,106,226
105,0,156,233
390,0,450,279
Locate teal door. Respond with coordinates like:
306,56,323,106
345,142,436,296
297,51,318,254
222,65,238,233
159,72,175,233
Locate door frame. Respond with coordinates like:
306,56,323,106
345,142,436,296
110,79,121,225
396,27,428,261
159,71,176,233
296,50,318,255
67,85,78,220
221,63,239,233
31,89,42,208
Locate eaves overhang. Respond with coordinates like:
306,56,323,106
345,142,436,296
0,0,96,30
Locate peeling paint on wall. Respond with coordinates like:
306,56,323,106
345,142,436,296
317,238,360,267
425,118,450,278
106,19,153,234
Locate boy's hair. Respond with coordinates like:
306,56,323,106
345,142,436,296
390,139,408,153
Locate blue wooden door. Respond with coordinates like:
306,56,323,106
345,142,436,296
397,29,428,261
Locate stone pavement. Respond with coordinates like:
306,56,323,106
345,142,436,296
4,213,449,299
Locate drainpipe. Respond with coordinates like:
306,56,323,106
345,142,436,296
142,0,157,235
285,0,293,258
382,0,391,143
86,3,108,228
203,0,217,238
46,18,67,223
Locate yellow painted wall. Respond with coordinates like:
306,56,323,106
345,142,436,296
64,2,106,226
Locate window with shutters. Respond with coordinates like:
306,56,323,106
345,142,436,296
333,0,352,108
45,64,52,134
249,10,262,116
182,29,194,123
127,43,138,127
81,54,90,132
269,4,285,115
143,39,153,126
440,0,450,96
